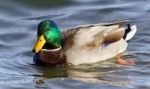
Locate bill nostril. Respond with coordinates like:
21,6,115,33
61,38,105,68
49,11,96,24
32,49,35,53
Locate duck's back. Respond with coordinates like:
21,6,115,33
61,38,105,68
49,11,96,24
62,25,127,65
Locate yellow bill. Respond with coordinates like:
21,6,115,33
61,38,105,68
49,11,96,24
32,35,46,53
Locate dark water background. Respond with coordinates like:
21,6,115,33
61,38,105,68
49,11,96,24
0,0,150,89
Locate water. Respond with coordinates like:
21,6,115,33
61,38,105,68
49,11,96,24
0,0,150,89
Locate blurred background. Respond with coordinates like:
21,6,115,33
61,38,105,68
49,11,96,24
0,0,150,89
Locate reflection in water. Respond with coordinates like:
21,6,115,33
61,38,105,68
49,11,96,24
33,66,67,88
67,68,130,86
33,61,132,88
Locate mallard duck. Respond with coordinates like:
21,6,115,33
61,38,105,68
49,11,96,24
32,20,137,66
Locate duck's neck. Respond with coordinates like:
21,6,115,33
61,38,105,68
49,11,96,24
43,43,60,49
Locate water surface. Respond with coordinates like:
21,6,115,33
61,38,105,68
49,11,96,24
0,0,150,89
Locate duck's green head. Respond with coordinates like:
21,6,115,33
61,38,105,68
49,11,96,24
32,20,61,53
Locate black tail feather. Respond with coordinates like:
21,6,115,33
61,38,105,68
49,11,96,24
123,24,131,40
